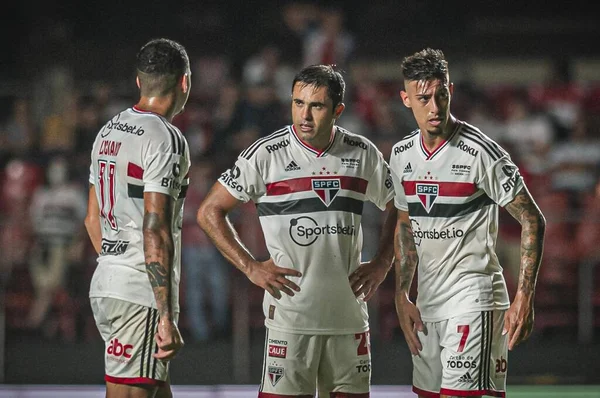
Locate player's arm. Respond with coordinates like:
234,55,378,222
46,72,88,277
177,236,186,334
349,199,397,300
143,191,176,320
197,183,301,299
143,191,184,360
84,184,102,254
393,208,423,355
374,199,397,266
503,185,546,350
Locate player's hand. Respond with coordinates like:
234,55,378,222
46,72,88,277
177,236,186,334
245,258,302,299
395,294,424,356
349,259,390,301
153,318,184,361
503,291,535,350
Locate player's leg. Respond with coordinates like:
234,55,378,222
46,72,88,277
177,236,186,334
154,373,173,398
439,310,507,398
91,298,174,397
105,381,157,398
411,321,443,398
316,331,371,397
258,328,319,397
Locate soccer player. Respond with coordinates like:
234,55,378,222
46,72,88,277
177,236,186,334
389,48,546,398
197,64,396,397
84,38,191,398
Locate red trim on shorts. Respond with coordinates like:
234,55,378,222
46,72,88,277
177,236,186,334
105,375,165,386
329,393,370,397
413,386,440,398
258,393,312,398
440,388,505,397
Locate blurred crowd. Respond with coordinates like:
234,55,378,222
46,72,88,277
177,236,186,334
1,2,600,345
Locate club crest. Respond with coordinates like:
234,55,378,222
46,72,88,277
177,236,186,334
312,178,340,206
416,183,438,213
268,366,284,386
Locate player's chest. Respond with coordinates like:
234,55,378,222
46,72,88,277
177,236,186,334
399,148,479,184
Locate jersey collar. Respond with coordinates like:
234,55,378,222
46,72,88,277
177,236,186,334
419,122,461,161
290,125,337,158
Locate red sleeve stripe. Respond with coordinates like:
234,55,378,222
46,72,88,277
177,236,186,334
402,180,477,197
266,176,368,196
127,162,144,180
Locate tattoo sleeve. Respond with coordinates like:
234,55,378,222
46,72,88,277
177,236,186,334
394,210,419,296
143,197,175,320
504,186,546,297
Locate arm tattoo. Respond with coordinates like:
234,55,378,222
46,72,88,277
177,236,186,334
395,218,419,294
143,209,175,318
146,261,169,287
504,188,546,296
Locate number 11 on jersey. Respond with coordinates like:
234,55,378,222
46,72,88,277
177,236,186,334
98,160,118,230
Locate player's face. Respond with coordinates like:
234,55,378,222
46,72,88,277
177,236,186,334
401,78,453,137
291,82,344,148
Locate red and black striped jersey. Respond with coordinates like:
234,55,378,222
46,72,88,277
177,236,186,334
390,119,523,322
88,106,190,312
219,124,394,334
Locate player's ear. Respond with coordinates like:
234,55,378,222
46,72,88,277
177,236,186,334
136,76,141,89
400,90,411,108
449,82,454,96
334,102,345,119
181,73,190,94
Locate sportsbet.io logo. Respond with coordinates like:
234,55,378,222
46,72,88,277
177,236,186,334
289,216,356,246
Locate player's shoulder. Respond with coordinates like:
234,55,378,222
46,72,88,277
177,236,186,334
453,119,508,162
390,129,419,158
238,126,291,162
120,107,186,154
336,125,383,159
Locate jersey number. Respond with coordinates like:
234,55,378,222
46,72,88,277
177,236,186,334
457,325,470,352
355,331,370,356
98,160,118,230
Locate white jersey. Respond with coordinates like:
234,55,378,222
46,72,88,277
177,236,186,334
88,106,190,312
219,125,394,334
389,120,523,322
30,184,87,244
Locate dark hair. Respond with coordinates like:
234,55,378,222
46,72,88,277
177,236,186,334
401,48,449,85
136,38,190,96
292,64,345,110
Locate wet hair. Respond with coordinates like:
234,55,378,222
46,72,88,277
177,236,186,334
136,38,190,97
401,48,449,86
292,64,345,111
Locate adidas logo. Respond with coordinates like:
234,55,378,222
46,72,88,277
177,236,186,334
285,161,301,171
403,162,412,173
458,372,473,383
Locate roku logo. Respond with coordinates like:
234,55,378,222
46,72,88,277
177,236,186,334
107,339,133,358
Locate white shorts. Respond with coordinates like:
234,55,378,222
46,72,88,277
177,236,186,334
90,297,178,386
258,328,371,397
413,310,507,397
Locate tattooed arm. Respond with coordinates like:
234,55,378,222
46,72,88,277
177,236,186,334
393,209,423,355
503,185,546,350
143,191,183,360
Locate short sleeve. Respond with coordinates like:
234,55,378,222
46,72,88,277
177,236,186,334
365,154,394,210
218,157,266,202
390,165,408,211
142,129,188,199
479,155,524,207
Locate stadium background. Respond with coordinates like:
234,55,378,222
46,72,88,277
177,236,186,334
1,0,599,396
